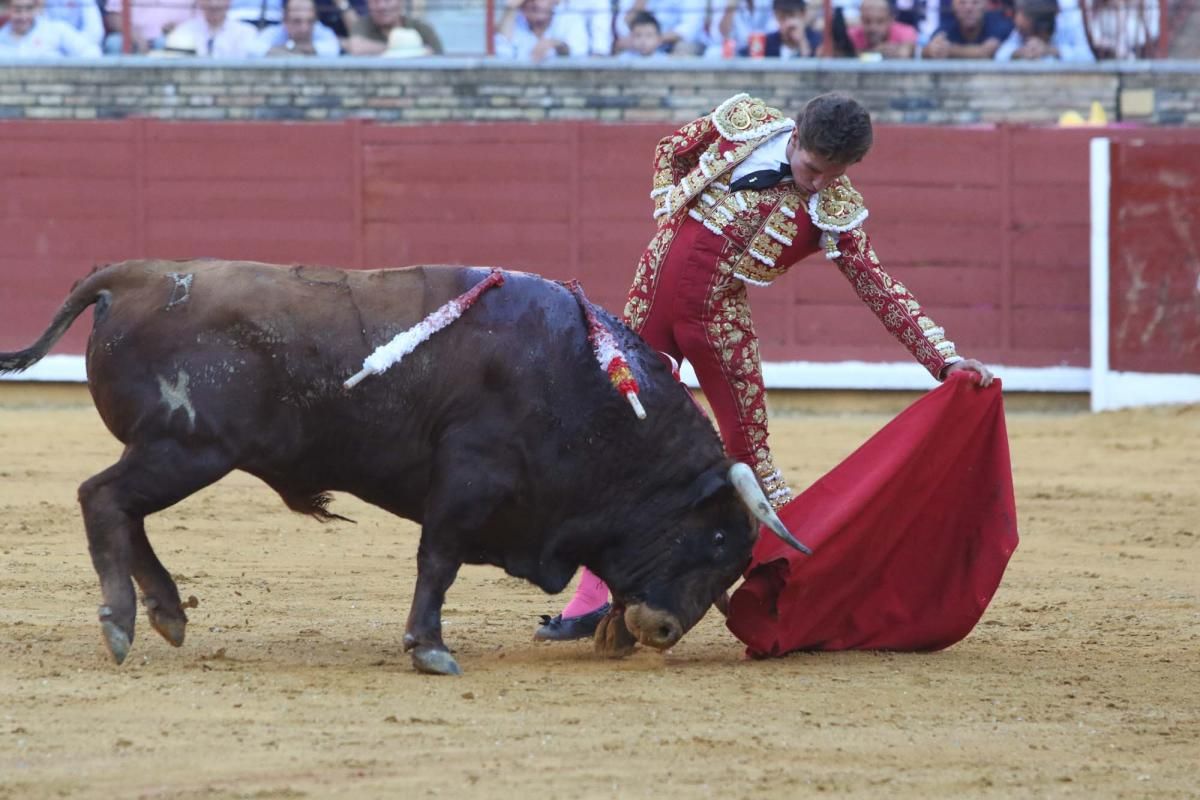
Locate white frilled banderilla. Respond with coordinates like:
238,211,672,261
343,270,647,421
564,280,646,420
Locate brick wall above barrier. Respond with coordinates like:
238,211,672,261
0,60,1199,126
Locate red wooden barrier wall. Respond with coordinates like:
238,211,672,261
1,120,1196,369
1109,138,1200,375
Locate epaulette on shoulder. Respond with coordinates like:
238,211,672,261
808,175,868,233
711,93,795,143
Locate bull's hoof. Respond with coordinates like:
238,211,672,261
410,646,461,676
100,619,132,665
148,612,187,647
594,608,637,659
143,596,188,647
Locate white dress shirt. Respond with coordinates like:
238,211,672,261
0,15,101,56
730,129,795,186
171,14,261,57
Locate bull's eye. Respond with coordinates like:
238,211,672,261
713,531,725,547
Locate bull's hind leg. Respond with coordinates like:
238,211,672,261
79,441,232,665
130,518,195,648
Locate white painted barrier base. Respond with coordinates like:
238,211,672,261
1,355,88,382
1090,371,1200,412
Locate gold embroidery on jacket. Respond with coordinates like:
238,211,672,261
712,94,794,143
834,228,961,377
700,266,793,507
811,176,868,231
623,224,677,331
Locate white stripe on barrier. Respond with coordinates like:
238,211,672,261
1089,137,1112,412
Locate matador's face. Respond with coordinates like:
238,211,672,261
785,130,849,195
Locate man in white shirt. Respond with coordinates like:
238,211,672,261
170,0,261,56
562,0,613,54
42,0,103,48
493,0,589,62
994,0,1094,61
254,0,341,55
0,0,101,55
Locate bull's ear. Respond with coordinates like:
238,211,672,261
688,463,733,509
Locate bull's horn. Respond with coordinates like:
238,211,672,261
728,463,812,555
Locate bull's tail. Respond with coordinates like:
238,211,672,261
0,266,113,375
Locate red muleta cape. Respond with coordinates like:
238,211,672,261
726,372,1018,656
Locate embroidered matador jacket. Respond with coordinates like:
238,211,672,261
622,93,963,507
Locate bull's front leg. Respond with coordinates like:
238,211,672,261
403,542,462,676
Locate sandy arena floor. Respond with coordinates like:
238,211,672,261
0,389,1196,799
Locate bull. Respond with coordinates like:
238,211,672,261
0,260,808,675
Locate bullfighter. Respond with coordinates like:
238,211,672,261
537,91,995,641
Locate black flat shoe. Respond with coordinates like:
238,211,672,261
533,603,611,642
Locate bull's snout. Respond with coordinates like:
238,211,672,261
624,604,684,650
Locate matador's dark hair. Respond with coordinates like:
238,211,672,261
794,93,874,166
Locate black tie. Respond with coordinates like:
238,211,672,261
730,162,792,192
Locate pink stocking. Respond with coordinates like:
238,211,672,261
560,567,609,617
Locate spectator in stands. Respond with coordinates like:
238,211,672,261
562,0,614,54
42,0,103,48
615,0,708,55
1085,0,1157,59
0,0,101,54
712,0,778,57
103,0,193,53
909,0,949,45
921,0,1013,58
345,0,441,55
994,0,1094,60
848,0,917,57
312,0,365,41
618,9,666,56
255,0,340,54
169,0,261,55
745,0,819,56
493,0,588,61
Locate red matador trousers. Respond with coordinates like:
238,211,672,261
624,217,792,507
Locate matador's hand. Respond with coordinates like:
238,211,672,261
944,358,994,387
